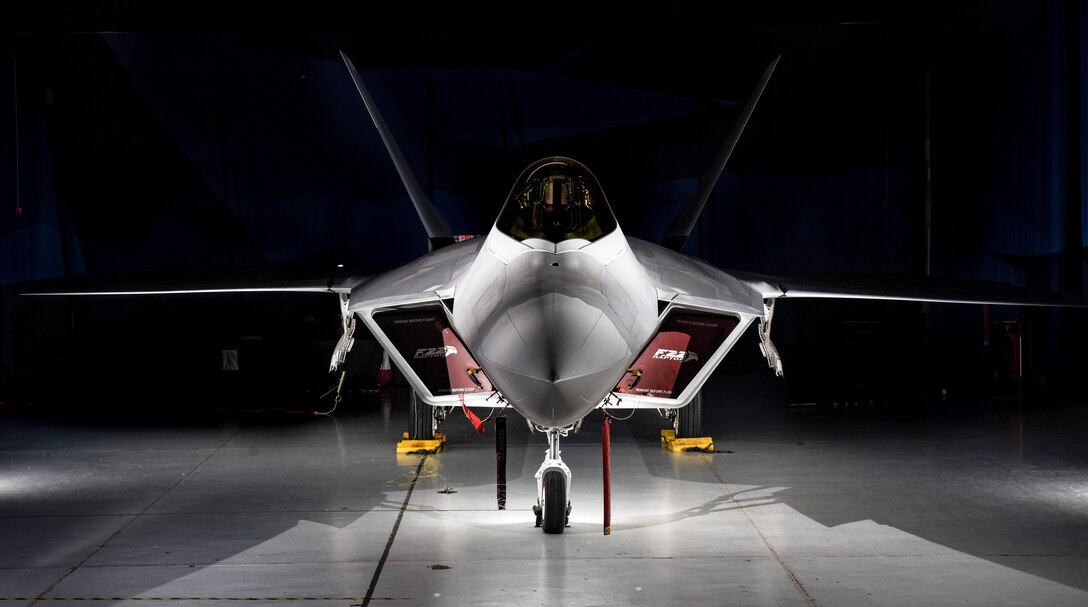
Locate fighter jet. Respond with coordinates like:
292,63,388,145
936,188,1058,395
27,52,1087,534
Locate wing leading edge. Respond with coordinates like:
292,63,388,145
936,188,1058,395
19,266,369,296
732,269,1088,308
627,238,1088,400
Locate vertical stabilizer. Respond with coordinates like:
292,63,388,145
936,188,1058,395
340,51,455,250
662,55,780,252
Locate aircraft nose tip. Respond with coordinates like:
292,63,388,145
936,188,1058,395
477,291,632,427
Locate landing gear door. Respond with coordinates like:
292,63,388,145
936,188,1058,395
373,308,493,398
616,310,740,400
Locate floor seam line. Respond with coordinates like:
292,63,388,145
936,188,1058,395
705,458,818,606
362,454,426,607
26,426,242,606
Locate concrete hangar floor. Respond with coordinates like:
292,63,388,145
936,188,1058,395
2,371,1087,607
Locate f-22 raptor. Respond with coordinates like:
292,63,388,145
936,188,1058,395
32,52,1085,534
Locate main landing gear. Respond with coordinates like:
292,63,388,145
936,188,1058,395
533,428,572,533
407,389,449,440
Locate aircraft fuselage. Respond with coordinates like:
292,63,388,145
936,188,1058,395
452,226,658,428
349,157,767,433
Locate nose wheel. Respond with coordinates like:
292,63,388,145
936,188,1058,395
534,429,571,533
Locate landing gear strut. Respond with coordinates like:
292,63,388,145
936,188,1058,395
533,429,572,533
407,390,433,440
407,391,449,440
674,390,703,438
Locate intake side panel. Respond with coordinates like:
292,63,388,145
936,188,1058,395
373,308,492,397
616,310,739,399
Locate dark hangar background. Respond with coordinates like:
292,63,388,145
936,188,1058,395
0,1,1085,408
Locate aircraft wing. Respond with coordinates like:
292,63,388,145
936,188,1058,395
618,238,1086,409
631,236,1088,315
343,238,504,408
19,266,370,296
730,269,1088,308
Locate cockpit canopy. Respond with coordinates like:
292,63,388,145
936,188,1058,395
496,157,617,243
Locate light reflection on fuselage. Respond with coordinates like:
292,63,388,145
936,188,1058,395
462,243,653,429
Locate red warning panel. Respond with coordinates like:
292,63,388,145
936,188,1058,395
374,308,492,396
616,310,739,398
617,331,690,397
440,327,491,393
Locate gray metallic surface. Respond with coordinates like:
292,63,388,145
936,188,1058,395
477,291,631,426
662,55,781,251
349,238,482,312
345,221,659,426
730,269,1088,308
628,237,765,315
339,52,453,245
469,245,652,427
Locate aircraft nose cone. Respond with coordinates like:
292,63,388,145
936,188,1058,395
477,291,631,427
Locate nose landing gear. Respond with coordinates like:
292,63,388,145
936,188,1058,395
533,428,572,533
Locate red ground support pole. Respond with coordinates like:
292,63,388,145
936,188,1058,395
602,414,611,535
496,415,507,510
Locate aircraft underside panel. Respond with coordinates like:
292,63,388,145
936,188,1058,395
373,307,494,399
615,310,740,400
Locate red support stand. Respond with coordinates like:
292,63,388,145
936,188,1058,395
602,414,611,535
496,415,507,510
